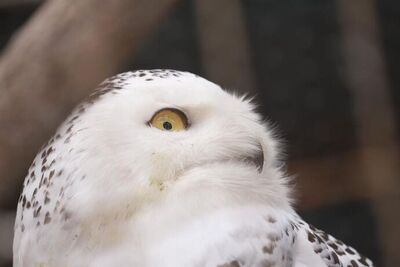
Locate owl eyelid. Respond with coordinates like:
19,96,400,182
147,107,190,129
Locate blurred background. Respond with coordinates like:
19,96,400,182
0,0,399,266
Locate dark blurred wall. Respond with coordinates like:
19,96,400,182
0,5,39,51
378,0,400,133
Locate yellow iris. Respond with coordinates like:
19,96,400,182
149,108,188,131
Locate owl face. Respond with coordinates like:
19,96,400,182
64,71,280,218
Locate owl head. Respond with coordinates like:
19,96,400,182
47,70,290,222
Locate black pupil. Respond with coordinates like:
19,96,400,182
163,121,173,130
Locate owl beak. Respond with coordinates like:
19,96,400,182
244,142,264,173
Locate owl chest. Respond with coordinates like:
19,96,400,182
120,205,296,267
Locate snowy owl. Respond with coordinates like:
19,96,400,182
14,70,373,267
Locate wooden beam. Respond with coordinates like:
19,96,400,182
336,0,400,265
0,211,14,263
289,145,400,210
194,0,257,96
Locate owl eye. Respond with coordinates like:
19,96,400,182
149,108,188,131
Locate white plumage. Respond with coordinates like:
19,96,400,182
14,70,373,267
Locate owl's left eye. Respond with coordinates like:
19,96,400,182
148,108,188,131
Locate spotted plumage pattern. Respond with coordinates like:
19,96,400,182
14,70,374,267
292,219,373,267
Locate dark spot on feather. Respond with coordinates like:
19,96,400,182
33,206,42,218
22,195,26,207
358,256,369,266
46,146,53,156
44,212,51,224
49,159,56,168
259,260,274,267
315,248,323,253
217,260,241,267
328,242,338,250
66,125,73,134
345,247,355,255
307,231,316,242
263,243,275,254
267,233,280,242
332,252,339,264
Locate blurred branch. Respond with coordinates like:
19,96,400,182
0,0,179,208
337,0,400,266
